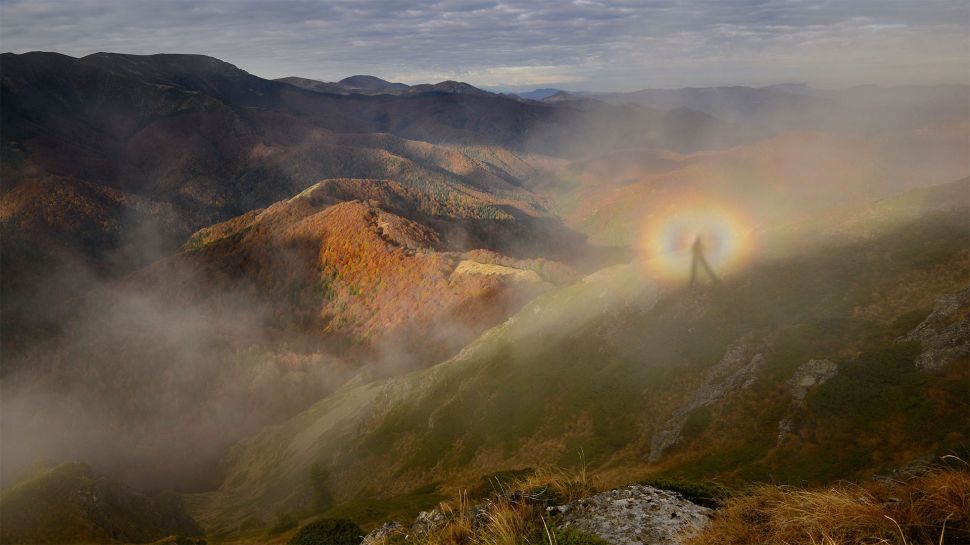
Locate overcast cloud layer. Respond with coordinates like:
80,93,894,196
1,0,967,91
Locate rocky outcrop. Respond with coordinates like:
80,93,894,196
360,485,711,545
787,359,839,402
547,485,711,545
777,359,838,444
901,286,970,372
648,335,768,462
360,505,491,544
361,522,403,545
408,508,449,536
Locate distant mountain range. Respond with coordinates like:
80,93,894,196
276,74,492,97
514,87,567,100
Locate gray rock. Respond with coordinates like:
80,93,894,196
409,508,448,536
901,286,970,372
788,359,838,402
548,485,711,545
362,502,489,543
361,521,403,545
648,335,768,462
777,359,838,444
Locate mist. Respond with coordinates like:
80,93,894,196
0,177,570,493
0,240,351,491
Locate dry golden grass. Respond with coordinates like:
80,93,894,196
372,464,600,545
688,463,970,545
512,465,599,504
394,493,543,545
362,464,970,545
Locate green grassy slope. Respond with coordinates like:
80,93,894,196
192,181,970,535
0,463,201,544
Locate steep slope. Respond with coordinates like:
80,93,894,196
192,182,969,534
0,463,201,544
0,177,579,494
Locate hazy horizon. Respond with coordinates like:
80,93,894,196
5,48,970,96
2,0,968,92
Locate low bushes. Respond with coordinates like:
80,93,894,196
287,518,363,545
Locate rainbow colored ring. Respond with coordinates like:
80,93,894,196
637,198,757,284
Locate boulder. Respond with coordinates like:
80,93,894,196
902,286,970,372
360,522,403,545
547,485,711,545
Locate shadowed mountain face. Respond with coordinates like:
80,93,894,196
277,75,411,95
338,75,410,92
280,74,493,97
0,463,202,545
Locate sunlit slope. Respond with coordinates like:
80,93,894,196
190,262,652,534
192,181,969,534
161,178,578,361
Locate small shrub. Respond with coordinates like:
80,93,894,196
287,518,363,545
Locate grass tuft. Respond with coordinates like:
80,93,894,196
687,464,970,545
367,464,601,545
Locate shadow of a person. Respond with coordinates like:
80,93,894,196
690,234,719,286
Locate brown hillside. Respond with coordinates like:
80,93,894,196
143,179,573,364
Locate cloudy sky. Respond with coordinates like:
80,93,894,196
1,0,967,91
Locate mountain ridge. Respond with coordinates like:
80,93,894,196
276,74,492,97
